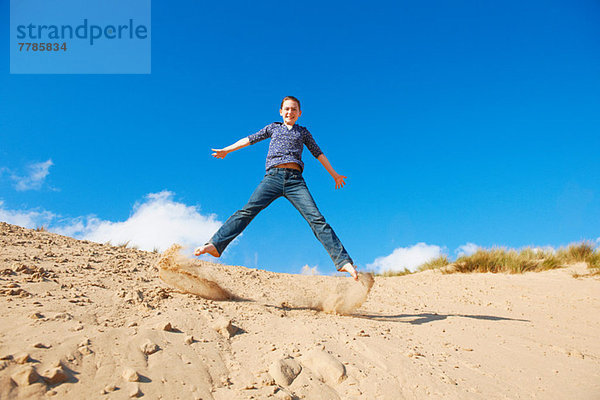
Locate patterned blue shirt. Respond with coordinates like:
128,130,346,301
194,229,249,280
247,122,323,172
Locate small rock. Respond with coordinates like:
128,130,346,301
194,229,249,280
44,367,68,385
211,317,238,338
265,385,278,395
104,384,118,392
11,365,40,386
275,388,293,400
14,352,30,364
302,349,346,385
160,322,174,332
78,345,93,355
259,373,276,387
140,339,159,355
29,312,44,319
184,335,194,345
33,343,51,349
220,376,232,386
125,290,143,305
129,383,142,397
0,354,13,361
53,313,73,321
268,357,302,386
122,367,139,382
12,288,31,297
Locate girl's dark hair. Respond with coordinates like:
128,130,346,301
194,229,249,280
280,96,301,110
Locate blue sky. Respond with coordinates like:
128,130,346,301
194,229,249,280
1,0,599,274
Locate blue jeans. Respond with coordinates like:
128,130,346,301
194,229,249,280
209,168,353,270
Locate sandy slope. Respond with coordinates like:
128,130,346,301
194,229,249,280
0,222,598,399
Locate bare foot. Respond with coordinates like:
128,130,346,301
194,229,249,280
339,263,359,281
194,243,220,258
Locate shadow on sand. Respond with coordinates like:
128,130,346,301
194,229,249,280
352,312,529,324
263,303,528,324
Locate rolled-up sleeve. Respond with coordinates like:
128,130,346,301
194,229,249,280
303,128,323,158
247,124,273,145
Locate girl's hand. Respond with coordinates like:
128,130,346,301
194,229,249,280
211,148,229,159
334,174,347,189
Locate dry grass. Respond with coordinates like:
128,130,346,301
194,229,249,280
35,226,47,232
417,255,450,272
450,247,562,274
588,256,600,275
376,242,599,277
377,268,413,277
556,242,597,265
448,242,599,275
561,242,600,277
116,241,139,250
376,255,450,276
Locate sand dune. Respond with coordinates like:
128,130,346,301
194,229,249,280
0,221,598,399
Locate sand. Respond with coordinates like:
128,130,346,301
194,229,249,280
0,221,598,399
157,244,232,301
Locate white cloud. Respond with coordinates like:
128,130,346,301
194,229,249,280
367,242,444,273
54,191,222,252
455,242,479,257
0,191,223,253
0,201,55,228
300,264,321,276
12,159,53,191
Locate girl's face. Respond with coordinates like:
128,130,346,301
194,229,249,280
280,100,302,126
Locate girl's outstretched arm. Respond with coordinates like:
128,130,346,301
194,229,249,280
317,154,347,189
211,137,250,159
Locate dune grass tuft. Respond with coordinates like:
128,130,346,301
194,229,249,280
555,242,596,264
586,253,600,273
115,240,140,250
377,268,413,277
450,247,562,274
374,241,599,277
560,242,600,277
376,255,450,276
417,255,450,271
448,242,599,275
